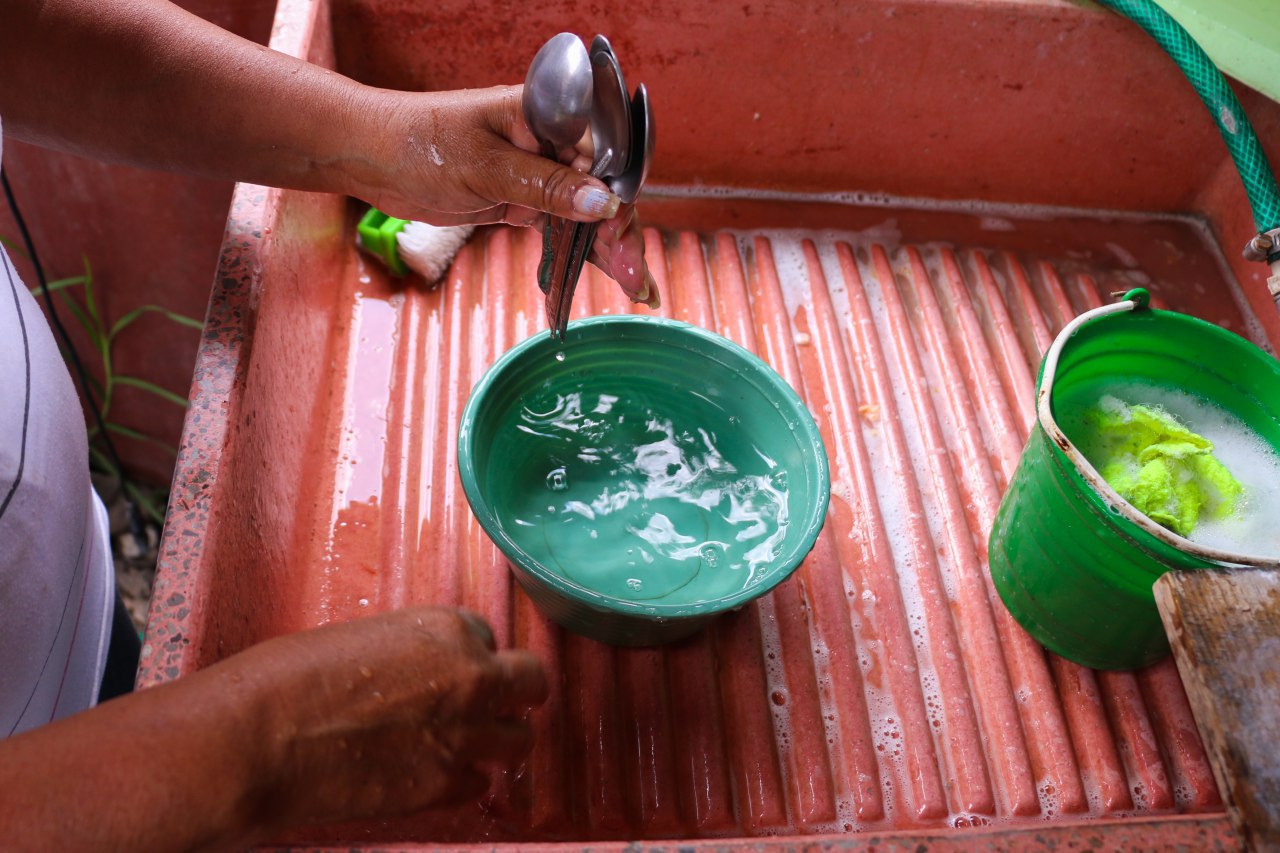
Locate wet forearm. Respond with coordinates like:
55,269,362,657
0,0,382,195
0,668,273,851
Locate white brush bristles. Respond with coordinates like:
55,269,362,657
394,222,476,283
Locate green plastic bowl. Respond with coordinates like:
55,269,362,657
458,315,830,646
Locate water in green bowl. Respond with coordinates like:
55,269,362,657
493,381,792,605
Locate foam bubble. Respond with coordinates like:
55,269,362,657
1089,384,1280,557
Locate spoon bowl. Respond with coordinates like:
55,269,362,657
588,35,631,178
611,84,653,204
522,33,592,154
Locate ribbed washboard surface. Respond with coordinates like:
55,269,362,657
297,205,1239,843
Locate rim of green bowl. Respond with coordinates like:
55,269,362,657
457,314,831,619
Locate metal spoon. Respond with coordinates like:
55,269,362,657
546,36,632,337
586,35,631,180
610,83,653,205
522,33,592,158
522,33,592,295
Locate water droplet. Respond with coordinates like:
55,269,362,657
701,543,725,567
626,578,643,591
554,351,566,362
546,466,569,491
358,598,369,607
771,470,789,490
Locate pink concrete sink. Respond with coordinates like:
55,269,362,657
141,0,1280,848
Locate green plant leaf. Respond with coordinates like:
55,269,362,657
87,444,116,477
28,275,87,299
123,479,168,526
0,234,30,261
52,288,101,346
166,311,204,330
109,304,204,340
104,421,179,456
114,375,189,408
80,255,101,329
88,373,106,400
109,306,151,339
89,438,171,524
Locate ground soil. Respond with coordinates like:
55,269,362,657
94,473,159,636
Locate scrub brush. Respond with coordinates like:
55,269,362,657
356,207,474,283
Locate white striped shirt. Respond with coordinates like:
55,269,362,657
1,117,114,736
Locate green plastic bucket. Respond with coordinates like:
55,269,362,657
989,290,1280,670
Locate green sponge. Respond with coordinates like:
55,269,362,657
1083,397,1242,536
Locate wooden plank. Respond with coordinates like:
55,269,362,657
1154,568,1280,852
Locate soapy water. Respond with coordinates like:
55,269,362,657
502,387,792,604
1076,384,1280,557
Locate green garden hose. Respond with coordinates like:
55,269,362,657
1096,0,1280,259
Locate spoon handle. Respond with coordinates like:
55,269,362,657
547,220,600,338
537,217,562,295
546,217,584,337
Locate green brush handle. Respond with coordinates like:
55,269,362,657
355,207,410,276
1095,0,1280,237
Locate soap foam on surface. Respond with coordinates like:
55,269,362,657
1080,383,1280,556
